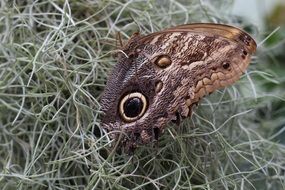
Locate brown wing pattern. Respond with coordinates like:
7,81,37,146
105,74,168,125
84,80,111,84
100,23,257,152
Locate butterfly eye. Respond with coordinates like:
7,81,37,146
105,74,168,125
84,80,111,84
155,55,172,68
119,92,147,122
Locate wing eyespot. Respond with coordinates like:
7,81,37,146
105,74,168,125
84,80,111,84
222,62,230,70
155,81,163,93
119,92,148,122
239,34,252,47
155,55,172,68
241,50,248,59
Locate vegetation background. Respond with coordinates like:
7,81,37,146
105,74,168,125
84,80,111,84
0,0,284,189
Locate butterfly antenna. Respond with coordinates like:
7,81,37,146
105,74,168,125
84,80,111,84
116,31,124,49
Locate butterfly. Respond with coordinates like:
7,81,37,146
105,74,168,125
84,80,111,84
100,23,256,152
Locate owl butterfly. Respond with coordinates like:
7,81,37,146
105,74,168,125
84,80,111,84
100,23,256,152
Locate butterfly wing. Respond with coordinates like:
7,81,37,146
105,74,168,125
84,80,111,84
138,23,256,52
100,23,256,151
